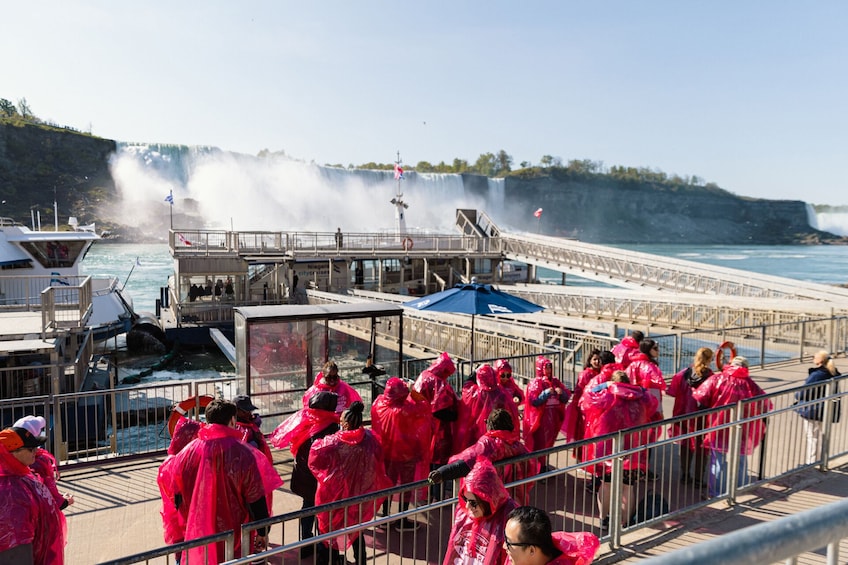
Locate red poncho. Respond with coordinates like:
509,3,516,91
692,364,773,455
235,419,273,463
158,418,201,544
302,372,362,414
443,458,518,565
31,448,64,510
667,366,712,448
579,382,659,476
547,531,600,565
612,336,640,368
172,424,279,564
413,352,458,464
448,428,538,504
309,427,393,549
626,353,667,391
523,357,569,452
371,377,432,467
562,366,599,443
455,365,520,452
495,359,525,405
0,446,65,564
270,407,341,455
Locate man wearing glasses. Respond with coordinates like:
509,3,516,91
503,506,599,565
0,425,65,564
302,360,362,414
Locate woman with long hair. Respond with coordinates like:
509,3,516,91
667,347,713,485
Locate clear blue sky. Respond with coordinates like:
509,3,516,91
4,1,847,205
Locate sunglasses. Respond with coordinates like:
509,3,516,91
504,538,533,551
460,495,480,508
15,446,37,453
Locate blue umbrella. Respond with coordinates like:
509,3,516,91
404,282,544,362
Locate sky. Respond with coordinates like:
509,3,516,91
3,1,847,206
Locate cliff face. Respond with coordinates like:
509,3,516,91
0,122,116,226
503,175,837,244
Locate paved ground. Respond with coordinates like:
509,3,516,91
60,360,846,564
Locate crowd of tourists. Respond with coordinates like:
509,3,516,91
2,340,840,565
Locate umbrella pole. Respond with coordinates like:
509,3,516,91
470,314,476,364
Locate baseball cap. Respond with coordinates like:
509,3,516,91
234,395,258,412
0,426,47,451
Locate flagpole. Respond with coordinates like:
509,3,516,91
169,189,173,230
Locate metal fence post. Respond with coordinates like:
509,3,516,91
727,402,743,505
609,433,623,549
819,380,837,472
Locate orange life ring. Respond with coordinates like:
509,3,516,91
168,395,214,436
402,237,414,251
715,341,737,371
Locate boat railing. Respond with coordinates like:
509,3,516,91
169,228,504,257
40,276,93,332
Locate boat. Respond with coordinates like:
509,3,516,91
0,216,136,342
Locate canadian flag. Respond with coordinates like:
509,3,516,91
177,233,192,246
534,208,543,218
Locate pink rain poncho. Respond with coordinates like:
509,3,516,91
611,336,640,368
371,377,432,498
547,531,600,565
0,445,65,564
30,448,65,510
523,356,570,452
667,366,712,449
302,372,362,414
495,359,525,405
562,365,600,443
692,364,773,455
456,365,520,452
171,423,281,564
443,458,518,565
579,382,659,476
413,352,459,465
157,418,201,544
626,353,667,392
448,428,539,504
308,427,393,550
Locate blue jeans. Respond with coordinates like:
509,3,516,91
708,449,748,497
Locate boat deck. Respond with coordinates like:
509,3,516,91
59,361,848,564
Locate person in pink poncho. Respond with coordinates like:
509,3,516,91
430,408,539,505
523,356,570,469
691,356,773,498
269,391,340,557
611,330,643,368
0,426,65,565
157,418,201,546
626,339,667,418
13,415,74,511
504,506,599,565
371,376,432,530
443,458,518,565
171,400,280,564
309,401,393,565
302,360,363,415
495,359,525,405
579,371,659,531
667,347,713,486
456,364,520,452
413,351,459,497
562,350,603,455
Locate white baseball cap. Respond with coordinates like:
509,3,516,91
12,415,47,438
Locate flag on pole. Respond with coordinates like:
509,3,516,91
136,257,142,267
165,191,174,205
177,233,192,246
534,208,543,218
394,163,404,180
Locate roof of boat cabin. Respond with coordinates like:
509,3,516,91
235,302,403,322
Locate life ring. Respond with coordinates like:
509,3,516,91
168,395,214,436
402,237,414,251
715,341,737,371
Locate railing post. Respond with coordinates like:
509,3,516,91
609,432,623,549
819,380,837,472
799,318,807,361
727,401,743,505
759,325,766,369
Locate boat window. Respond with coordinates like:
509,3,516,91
19,240,88,268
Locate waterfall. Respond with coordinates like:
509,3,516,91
108,144,498,233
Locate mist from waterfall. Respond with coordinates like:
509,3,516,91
806,203,848,236
107,144,498,235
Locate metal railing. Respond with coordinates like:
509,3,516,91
105,375,848,564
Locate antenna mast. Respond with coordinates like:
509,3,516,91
390,150,408,237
